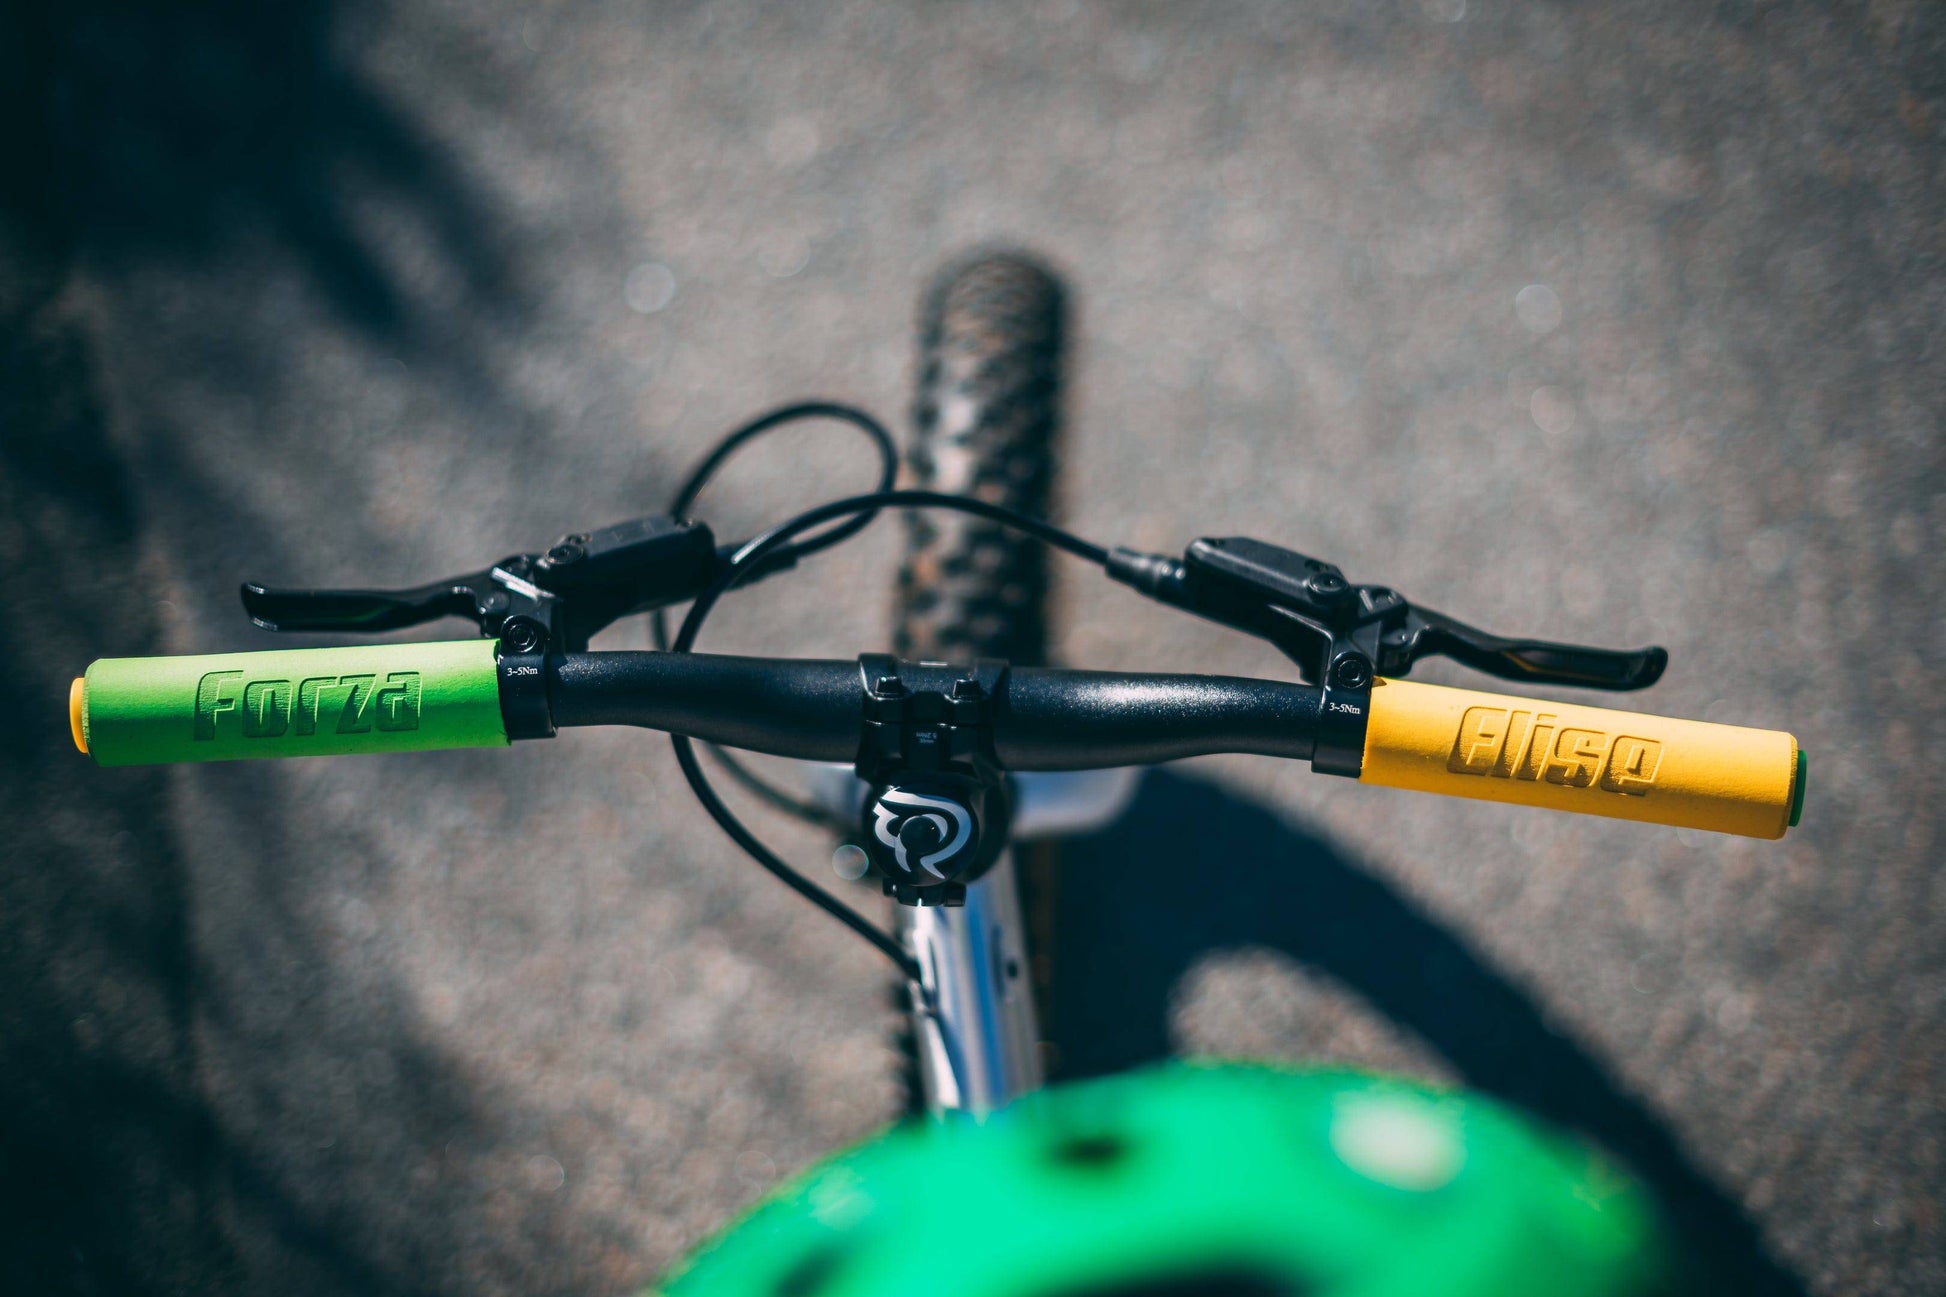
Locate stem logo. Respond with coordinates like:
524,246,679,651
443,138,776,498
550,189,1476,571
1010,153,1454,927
1447,706,1661,795
194,670,422,741
871,788,974,879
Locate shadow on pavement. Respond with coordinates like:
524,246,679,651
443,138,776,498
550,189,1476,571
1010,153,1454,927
0,260,237,1291
0,258,521,1297
0,0,516,346
1048,769,1808,1297
0,3,540,1293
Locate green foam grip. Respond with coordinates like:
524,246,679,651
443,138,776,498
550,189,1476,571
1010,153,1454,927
79,640,508,767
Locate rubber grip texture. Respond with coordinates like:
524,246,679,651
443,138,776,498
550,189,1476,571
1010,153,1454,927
80,640,507,766
1360,677,1800,839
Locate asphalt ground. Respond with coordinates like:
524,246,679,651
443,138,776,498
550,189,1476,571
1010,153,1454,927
2,2,1941,1294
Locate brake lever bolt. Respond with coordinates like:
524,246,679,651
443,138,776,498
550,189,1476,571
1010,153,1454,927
1332,656,1374,690
499,617,547,654
1307,571,1349,603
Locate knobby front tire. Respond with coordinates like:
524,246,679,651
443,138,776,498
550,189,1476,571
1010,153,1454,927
891,253,1067,1112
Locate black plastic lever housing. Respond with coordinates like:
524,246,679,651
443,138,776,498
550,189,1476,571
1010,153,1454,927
243,514,721,653
1109,536,1667,692
1107,535,1668,776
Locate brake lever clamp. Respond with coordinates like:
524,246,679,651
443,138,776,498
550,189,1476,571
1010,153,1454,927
241,514,723,656
854,655,1013,907
1108,536,1668,776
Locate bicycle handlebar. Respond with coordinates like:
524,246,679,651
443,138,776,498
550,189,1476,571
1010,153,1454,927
546,653,1323,768
72,642,1804,839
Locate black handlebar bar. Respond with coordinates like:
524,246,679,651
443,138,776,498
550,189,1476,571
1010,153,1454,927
546,653,1323,769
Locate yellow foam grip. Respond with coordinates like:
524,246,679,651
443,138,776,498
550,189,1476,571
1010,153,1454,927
1360,678,1800,840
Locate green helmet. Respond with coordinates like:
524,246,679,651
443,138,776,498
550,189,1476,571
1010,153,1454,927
655,1063,1677,1297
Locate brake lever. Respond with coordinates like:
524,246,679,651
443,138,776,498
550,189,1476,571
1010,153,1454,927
1108,535,1666,693
242,577,493,634
242,561,550,637
242,514,724,654
1409,606,1665,690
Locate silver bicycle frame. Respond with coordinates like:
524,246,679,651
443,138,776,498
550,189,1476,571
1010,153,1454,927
809,764,1139,1116
896,850,1042,1114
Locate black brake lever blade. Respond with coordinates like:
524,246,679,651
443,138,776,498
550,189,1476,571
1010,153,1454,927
240,578,481,633
1413,607,1667,691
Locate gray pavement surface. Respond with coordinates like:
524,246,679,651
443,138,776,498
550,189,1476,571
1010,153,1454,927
3,1,1942,1294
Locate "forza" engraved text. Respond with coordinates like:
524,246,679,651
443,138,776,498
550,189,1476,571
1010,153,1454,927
193,670,422,740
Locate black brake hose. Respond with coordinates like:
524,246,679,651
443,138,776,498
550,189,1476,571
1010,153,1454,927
650,403,896,833
642,402,907,971
649,401,898,651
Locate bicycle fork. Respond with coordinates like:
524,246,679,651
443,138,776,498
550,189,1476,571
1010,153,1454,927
897,850,1043,1115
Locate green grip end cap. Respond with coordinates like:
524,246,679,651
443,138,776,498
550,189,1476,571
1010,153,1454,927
81,640,508,767
1789,748,1807,828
